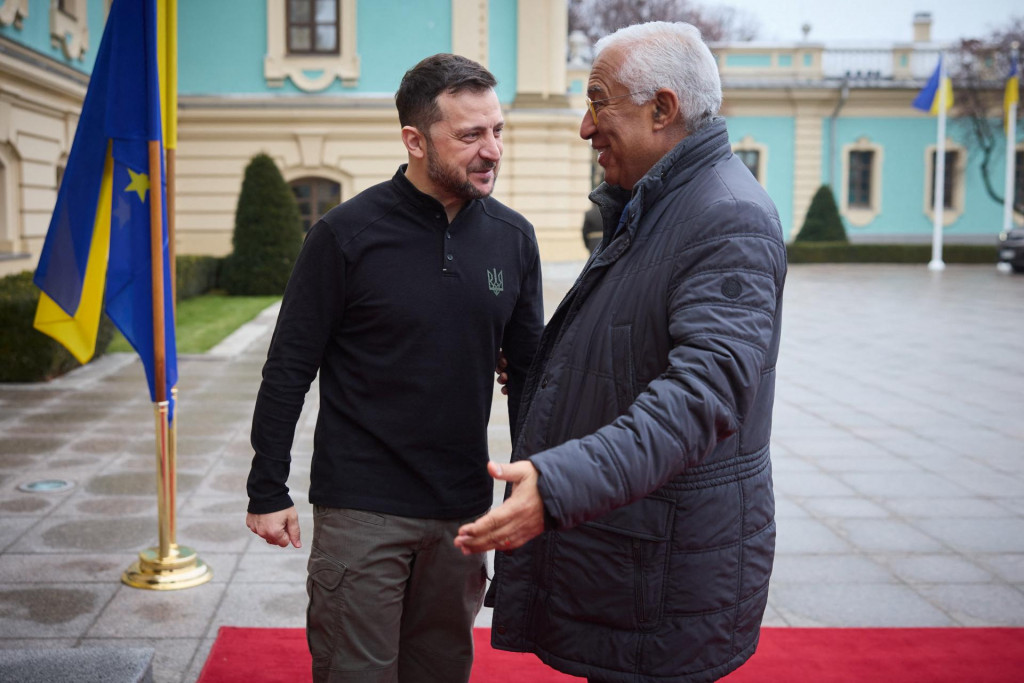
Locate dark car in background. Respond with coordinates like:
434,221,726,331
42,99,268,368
998,228,1024,273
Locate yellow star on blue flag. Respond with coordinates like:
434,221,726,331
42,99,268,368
125,168,150,202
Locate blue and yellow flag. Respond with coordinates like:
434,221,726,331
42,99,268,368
913,55,954,115
33,0,177,415
1005,56,1019,134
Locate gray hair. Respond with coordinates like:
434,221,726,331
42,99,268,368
594,22,722,134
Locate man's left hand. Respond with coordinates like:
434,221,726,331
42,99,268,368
454,460,546,554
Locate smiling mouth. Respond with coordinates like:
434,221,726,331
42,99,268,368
470,165,496,180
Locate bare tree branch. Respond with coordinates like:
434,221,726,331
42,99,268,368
949,17,1024,213
568,0,758,45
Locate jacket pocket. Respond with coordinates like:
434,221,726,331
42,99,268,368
611,324,638,414
548,496,673,631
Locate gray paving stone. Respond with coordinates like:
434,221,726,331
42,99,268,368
830,519,948,553
879,554,996,584
838,471,972,498
773,471,857,497
885,497,1012,519
798,497,890,519
915,518,1024,553
81,637,200,683
774,518,853,554
233,548,309,583
768,582,956,627
978,554,1024,583
0,583,118,638
208,582,307,630
87,583,225,639
915,584,1024,626
771,554,896,584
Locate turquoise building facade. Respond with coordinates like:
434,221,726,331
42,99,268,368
1,1,1019,276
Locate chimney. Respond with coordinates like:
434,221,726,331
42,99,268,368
913,12,932,43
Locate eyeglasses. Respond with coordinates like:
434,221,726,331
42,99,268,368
585,90,656,125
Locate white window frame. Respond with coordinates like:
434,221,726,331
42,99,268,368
840,136,883,227
265,0,359,91
732,135,767,187
923,140,965,226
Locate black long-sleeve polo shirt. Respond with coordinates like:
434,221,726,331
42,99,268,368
246,166,544,519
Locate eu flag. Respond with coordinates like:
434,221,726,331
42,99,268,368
913,55,954,115
33,0,177,416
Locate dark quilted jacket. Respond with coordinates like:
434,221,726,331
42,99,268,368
488,118,787,682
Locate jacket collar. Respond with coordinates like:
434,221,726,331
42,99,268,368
588,117,731,240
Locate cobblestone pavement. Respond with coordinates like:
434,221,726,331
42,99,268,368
1,263,1023,682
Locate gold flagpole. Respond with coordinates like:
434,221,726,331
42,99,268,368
122,0,209,590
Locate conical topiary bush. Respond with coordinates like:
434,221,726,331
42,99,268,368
221,153,304,295
796,184,848,243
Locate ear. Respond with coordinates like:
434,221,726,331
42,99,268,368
402,126,427,159
650,88,680,131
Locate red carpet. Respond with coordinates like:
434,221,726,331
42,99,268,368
198,626,1024,682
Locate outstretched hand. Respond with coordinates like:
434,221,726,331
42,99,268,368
454,460,546,555
246,506,302,548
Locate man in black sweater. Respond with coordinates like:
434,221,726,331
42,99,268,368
245,54,543,683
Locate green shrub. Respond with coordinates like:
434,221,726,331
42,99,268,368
176,254,221,301
220,154,303,295
787,242,998,264
796,185,848,243
0,271,115,382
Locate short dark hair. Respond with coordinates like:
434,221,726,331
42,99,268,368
395,54,497,130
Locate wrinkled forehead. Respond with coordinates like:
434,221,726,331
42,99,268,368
432,88,503,129
587,47,627,98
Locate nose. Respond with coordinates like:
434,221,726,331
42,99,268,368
580,110,596,140
480,132,501,162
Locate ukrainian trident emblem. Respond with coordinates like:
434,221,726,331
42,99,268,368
487,268,504,296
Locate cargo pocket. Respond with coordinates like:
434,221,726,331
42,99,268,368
306,548,347,667
548,496,673,631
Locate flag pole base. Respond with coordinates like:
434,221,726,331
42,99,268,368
122,544,212,590
927,259,945,271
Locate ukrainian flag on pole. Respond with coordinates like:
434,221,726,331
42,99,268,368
1005,56,1019,134
33,0,177,416
913,54,954,114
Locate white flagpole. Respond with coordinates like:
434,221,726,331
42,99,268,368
1004,43,1019,235
929,53,947,271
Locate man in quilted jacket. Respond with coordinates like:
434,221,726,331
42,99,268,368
456,21,787,683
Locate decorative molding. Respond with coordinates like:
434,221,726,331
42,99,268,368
451,0,487,67
513,0,569,108
0,0,29,30
0,141,22,254
264,0,359,91
840,136,884,227
50,0,89,61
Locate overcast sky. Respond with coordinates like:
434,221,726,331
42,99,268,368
722,0,1020,44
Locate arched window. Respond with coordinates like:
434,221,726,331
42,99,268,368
290,177,341,232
